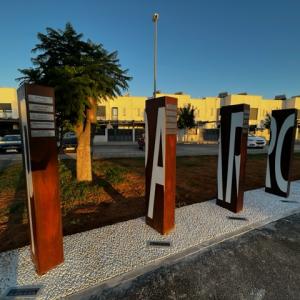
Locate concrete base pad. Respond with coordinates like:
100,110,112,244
1,182,300,300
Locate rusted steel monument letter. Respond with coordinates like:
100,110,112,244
17,84,64,275
265,109,297,197
217,104,250,213
145,96,177,234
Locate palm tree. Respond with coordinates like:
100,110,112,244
264,113,271,129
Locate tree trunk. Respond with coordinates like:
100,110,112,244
75,119,92,182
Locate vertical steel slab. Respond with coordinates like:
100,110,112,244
265,109,297,197
145,96,177,234
17,83,64,275
217,104,250,213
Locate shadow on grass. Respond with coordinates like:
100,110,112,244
60,158,77,179
2,154,300,252
62,171,145,236
93,171,126,201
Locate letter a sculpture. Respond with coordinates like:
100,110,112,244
217,104,250,213
265,109,297,197
145,96,177,234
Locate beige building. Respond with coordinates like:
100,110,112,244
95,91,300,141
1,87,300,139
219,93,283,128
97,95,147,122
0,87,18,119
0,87,19,135
97,92,300,128
96,93,222,128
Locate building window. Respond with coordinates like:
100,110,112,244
0,103,12,111
250,108,258,120
0,103,12,118
112,107,118,121
123,108,126,116
96,106,106,120
137,108,141,117
211,108,214,116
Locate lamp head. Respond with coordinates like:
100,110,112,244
152,13,159,22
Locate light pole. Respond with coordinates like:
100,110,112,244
152,13,159,98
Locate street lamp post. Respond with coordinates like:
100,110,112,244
152,13,159,98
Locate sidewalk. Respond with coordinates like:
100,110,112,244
93,141,137,146
76,212,300,300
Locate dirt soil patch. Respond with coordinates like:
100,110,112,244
0,154,300,252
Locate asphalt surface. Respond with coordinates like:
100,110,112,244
72,212,300,300
1,143,300,171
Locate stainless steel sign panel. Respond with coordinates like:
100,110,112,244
29,103,54,113
30,121,55,129
31,130,56,137
29,113,55,121
28,94,53,105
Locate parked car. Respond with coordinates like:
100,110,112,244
247,134,266,148
0,134,22,153
61,132,77,152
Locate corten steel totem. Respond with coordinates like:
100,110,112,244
145,96,177,234
217,104,250,213
17,84,64,275
265,109,297,197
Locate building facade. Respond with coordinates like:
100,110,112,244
1,87,300,139
96,92,300,128
0,87,19,135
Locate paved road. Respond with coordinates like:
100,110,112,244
71,212,300,300
92,143,270,158
1,143,300,170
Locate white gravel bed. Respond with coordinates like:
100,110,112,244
1,181,300,299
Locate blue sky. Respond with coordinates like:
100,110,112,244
0,0,299,98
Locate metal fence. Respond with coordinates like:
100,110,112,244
107,129,133,141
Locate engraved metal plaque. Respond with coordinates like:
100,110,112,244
30,121,55,129
4,285,42,298
30,113,55,121
29,103,54,113
31,130,55,137
28,94,53,104
166,103,177,135
147,240,172,247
